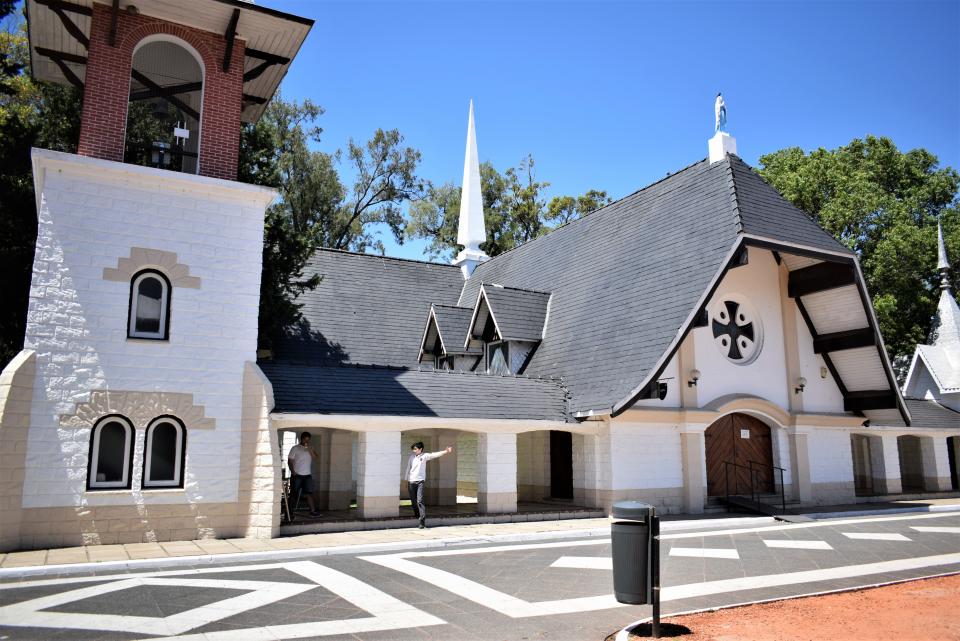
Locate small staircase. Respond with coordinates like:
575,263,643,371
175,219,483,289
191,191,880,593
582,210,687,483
722,495,813,523
717,460,813,523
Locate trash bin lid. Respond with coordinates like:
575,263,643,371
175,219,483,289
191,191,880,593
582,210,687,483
611,500,655,521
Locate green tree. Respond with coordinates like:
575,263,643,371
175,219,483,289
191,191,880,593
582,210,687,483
408,154,610,261
0,6,81,368
240,97,427,348
758,136,960,372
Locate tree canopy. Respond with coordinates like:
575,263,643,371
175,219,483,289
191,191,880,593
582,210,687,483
757,136,960,372
407,155,612,261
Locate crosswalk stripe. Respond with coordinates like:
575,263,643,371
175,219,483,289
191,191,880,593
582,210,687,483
762,539,833,550
842,532,911,541
550,556,613,570
669,547,739,559
911,526,960,534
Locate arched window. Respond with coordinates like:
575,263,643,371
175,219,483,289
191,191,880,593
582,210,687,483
125,38,204,174
88,416,134,490
143,416,186,488
128,269,171,340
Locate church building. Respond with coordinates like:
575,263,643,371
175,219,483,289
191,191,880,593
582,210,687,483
0,0,958,552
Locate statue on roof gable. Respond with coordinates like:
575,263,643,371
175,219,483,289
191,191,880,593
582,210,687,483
715,92,727,133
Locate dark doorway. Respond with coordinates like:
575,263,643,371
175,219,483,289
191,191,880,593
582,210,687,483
550,431,573,499
948,436,959,491
704,413,774,497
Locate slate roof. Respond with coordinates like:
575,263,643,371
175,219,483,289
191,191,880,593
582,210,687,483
728,156,850,254
273,249,463,367
477,284,552,342
457,155,856,415
430,305,480,354
262,154,867,420
916,346,960,393
259,362,571,421
869,398,960,430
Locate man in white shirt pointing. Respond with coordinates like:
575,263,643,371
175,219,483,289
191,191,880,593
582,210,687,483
404,441,453,529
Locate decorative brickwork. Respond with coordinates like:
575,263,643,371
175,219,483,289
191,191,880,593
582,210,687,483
78,4,244,180
102,247,201,288
60,390,215,431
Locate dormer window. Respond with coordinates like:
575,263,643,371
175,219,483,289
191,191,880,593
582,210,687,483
487,341,510,375
128,270,171,340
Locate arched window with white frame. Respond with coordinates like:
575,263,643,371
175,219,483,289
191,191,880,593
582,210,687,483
88,415,134,490
143,416,186,488
128,269,171,339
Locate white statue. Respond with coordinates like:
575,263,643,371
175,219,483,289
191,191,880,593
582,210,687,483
715,93,727,133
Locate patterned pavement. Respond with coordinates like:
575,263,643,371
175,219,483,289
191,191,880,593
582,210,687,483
0,511,959,640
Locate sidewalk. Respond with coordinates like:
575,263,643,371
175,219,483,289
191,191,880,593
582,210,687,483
3,497,958,576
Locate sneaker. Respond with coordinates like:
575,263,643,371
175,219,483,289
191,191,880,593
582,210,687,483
309,511,321,517
418,524,426,529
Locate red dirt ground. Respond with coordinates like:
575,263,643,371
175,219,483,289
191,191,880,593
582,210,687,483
613,573,960,640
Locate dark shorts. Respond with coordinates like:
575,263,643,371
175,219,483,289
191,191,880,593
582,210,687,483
290,474,315,495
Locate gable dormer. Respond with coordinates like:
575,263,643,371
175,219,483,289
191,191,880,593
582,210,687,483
465,284,551,375
418,304,482,370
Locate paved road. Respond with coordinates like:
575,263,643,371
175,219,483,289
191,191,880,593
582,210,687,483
1,511,958,641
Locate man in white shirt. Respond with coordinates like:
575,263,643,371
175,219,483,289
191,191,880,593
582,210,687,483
404,441,453,529
287,431,319,517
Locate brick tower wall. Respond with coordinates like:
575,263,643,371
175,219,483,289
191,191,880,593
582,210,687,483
77,4,244,181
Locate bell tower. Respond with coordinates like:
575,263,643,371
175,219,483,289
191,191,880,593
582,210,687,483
0,1,313,552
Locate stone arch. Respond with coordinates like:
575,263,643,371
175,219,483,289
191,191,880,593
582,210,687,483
103,247,201,289
60,390,215,431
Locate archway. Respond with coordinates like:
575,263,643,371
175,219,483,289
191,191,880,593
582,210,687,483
704,412,774,496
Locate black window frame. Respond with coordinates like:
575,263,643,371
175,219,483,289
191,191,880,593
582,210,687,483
141,415,187,489
86,414,136,491
127,268,172,341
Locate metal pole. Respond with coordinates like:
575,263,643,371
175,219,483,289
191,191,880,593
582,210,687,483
651,510,661,638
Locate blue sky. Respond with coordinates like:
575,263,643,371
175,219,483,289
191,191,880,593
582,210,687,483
272,0,960,261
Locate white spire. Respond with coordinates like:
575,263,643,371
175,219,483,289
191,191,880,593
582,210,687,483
932,219,960,350
938,220,951,276
453,100,489,278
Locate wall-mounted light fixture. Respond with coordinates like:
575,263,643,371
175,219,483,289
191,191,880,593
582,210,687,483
687,369,701,388
795,376,807,394
820,366,828,379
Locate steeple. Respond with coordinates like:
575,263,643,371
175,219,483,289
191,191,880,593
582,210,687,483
452,100,490,278
930,220,960,349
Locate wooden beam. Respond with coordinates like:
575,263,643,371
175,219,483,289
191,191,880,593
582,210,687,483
223,8,241,72
243,59,274,82
50,57,83,89
108,0,119,47
34,0,91,16
242,93,268,105
130,70,200,121
35,46,87,65
130,80,202,102
844,390,898,412
788,261,856,298
813,327,876,354
244,48,290,65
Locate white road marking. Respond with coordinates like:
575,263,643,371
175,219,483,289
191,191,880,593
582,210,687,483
0,561,445,639
661,511,959,540
911,526,960,534
669,547,740,559
842,532,911,541
551,556,613,570
362,542,960,618
762,539,833,550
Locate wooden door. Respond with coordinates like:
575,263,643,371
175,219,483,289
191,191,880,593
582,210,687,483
704,413,774,496
550,431,573,499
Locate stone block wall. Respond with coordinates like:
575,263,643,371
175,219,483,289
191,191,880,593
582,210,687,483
9,150,274,549
0,351,36,551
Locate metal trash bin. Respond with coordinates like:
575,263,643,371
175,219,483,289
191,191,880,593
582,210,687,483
610,500,655,605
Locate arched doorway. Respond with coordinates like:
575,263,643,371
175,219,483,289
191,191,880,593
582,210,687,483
705,413,774,496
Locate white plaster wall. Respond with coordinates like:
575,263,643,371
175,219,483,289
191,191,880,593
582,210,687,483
608,422,683,489
693,248,789,410
22,152,272,508
477,433,517,494
794,309,846,412
807,429,854,484
357,431,401,496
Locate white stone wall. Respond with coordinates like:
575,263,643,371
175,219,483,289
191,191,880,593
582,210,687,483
806,428,856,503
693,248,790,409
608,421,683,490
22,150,274,510
456,432,478,492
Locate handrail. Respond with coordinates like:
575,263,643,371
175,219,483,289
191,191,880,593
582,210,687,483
723,459,786,512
